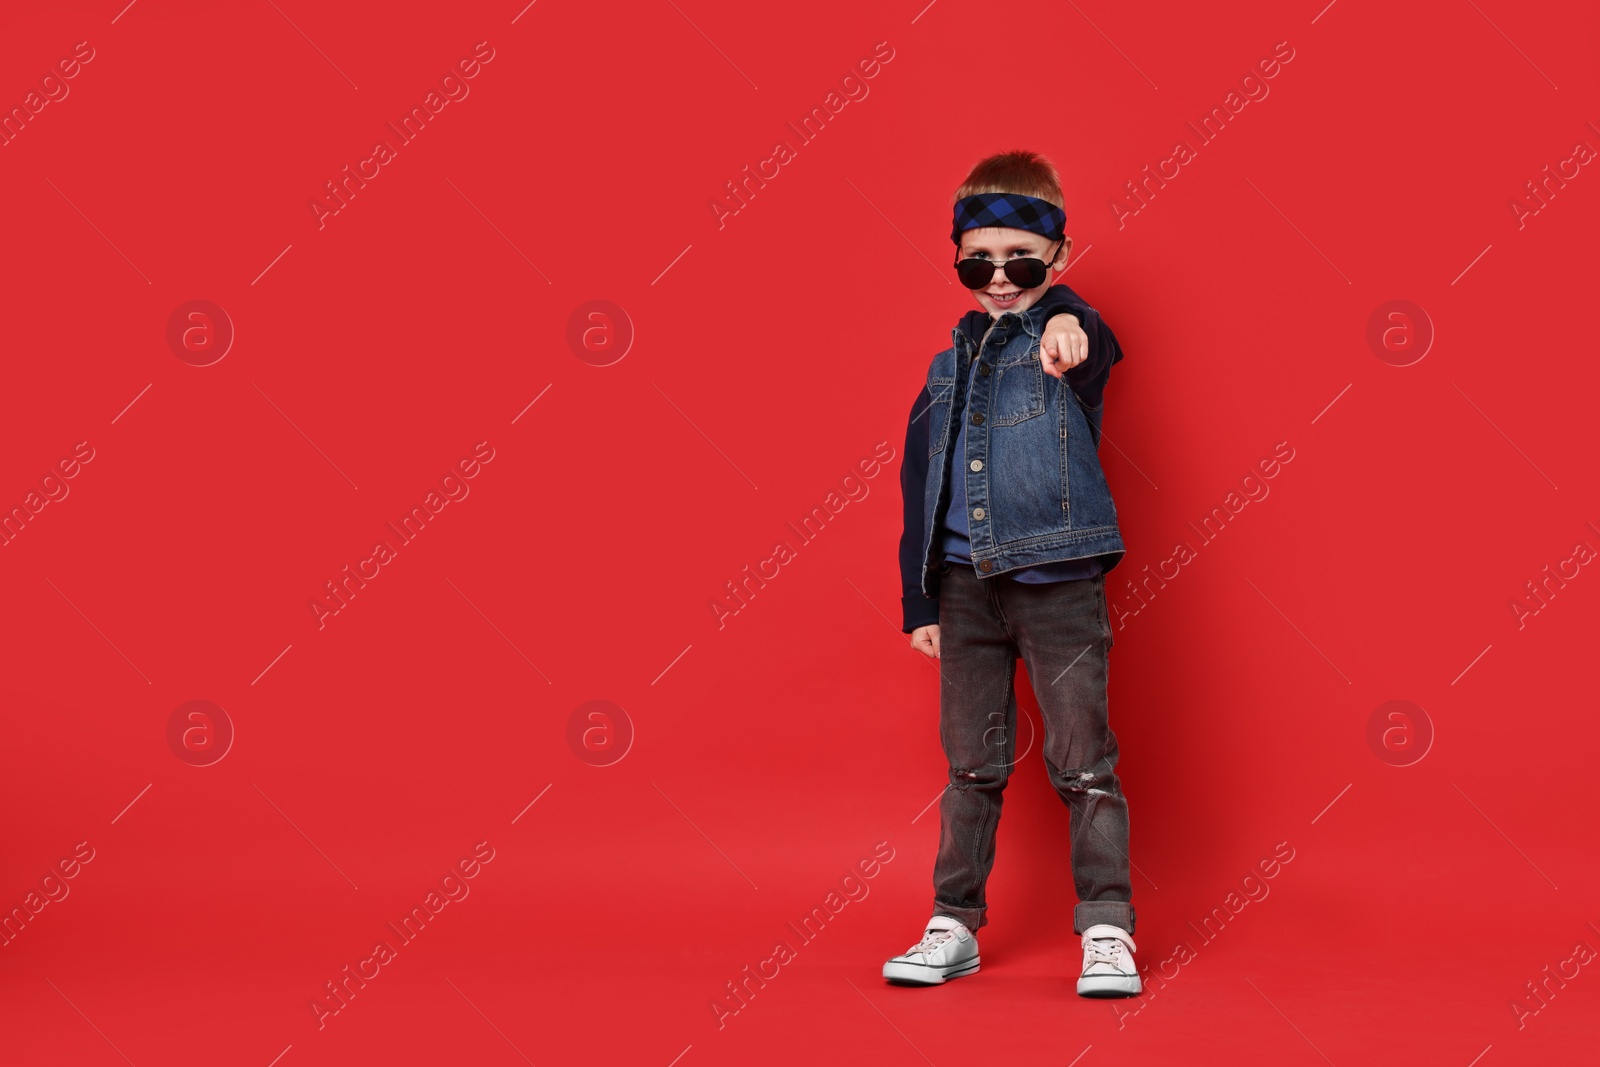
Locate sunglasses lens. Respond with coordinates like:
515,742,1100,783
1004,259,1048,289
956,259,996,289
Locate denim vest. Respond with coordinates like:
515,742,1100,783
916,299,1125,600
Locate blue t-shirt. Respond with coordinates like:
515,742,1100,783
939,344,1103,583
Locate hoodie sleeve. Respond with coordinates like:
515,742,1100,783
898,383,941,634
1037,283,1124,410
1069,308,1126,411
1039,281,1093,320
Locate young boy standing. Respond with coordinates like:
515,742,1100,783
883,150,1140,998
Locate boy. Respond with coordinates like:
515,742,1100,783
882,150,1140,998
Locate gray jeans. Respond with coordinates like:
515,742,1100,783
930,561,1135,936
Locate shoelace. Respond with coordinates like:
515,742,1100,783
908,927,957,956
1084,937,1127,967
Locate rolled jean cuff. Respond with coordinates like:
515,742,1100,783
932,901,987,933
1075,901,1134,936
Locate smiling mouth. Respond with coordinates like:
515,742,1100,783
988,290,1022,304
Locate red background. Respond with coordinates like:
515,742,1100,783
2,1,1597,1064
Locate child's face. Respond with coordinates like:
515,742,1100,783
957,226,1072,319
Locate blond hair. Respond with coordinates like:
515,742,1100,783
953,149,1064,210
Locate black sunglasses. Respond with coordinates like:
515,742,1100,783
953,238,1065,291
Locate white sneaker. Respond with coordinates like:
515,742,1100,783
1077,923,1141,997
882,915,980,985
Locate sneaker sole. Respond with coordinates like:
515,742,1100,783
882,957,980,985
1076,974,1142,998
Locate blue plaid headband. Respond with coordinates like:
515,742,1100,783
951,192,1066,245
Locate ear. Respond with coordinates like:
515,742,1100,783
1051,237,1073,272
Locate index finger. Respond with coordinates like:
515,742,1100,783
1039,339,1064,379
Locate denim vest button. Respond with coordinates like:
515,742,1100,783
970,459,983,471
978,560,993,573
972,508,985,520
979,363,991,377
971,412,984,425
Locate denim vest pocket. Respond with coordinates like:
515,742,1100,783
1071,389,1104,448
991,349,1045,426
926,378,955,458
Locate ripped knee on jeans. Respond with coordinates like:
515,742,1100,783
1064,768,1112,796
949,765,993,789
